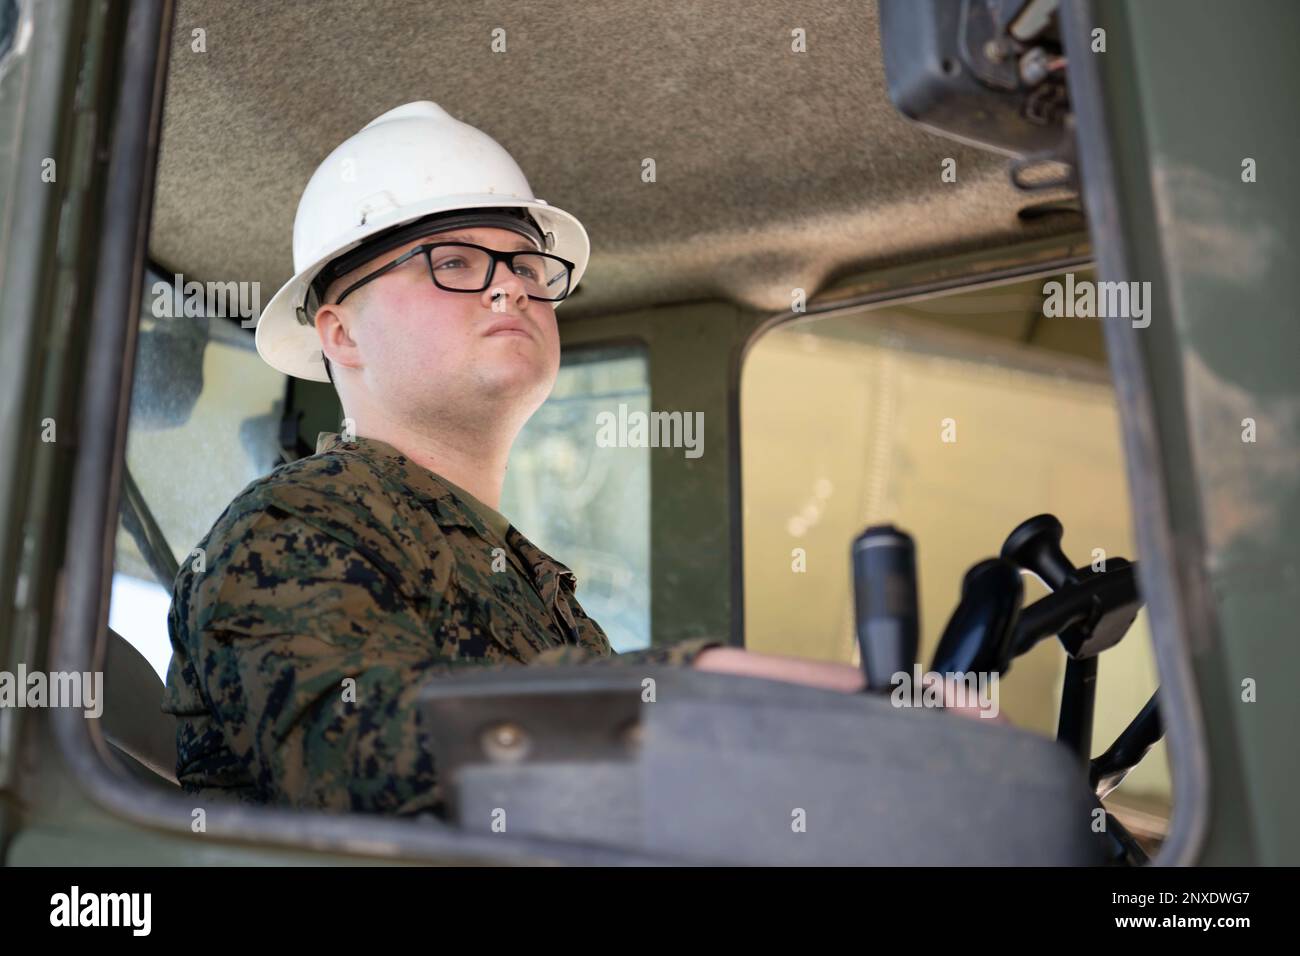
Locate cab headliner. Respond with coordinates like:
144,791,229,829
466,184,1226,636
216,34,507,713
150,0,1079,322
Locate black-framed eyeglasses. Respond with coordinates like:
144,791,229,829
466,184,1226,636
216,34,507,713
331,241,575,307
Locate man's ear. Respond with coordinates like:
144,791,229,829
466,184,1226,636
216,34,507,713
314,303,362,372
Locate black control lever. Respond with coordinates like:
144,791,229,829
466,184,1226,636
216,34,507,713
1090,693,1163,799
930,558,1023,677
1012,559,1142,659
852,525,919,694
1001,514,1094,763
1001,513,1079,591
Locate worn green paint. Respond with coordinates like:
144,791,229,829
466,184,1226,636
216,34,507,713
1082,0,1300,864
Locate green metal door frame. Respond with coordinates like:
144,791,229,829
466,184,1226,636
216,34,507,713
0,0,123,855
1062,0,1300,865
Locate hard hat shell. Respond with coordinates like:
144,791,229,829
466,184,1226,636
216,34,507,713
256,101,590,382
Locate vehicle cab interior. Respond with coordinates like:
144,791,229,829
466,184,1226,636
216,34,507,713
11,0,1290,868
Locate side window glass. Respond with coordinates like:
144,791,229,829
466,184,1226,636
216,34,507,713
109,270,286,678
742,271,1170,849
503,345,651,652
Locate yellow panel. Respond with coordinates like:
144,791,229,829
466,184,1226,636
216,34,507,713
741,300,1171,820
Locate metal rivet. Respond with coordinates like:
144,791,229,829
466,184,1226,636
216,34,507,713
482,722,531,763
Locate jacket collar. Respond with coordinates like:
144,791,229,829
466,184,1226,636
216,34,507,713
314,432,578,595
316,431,488,531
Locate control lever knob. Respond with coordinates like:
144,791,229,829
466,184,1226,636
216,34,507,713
1001,513,1077,591
852,524,919,694
930,558,1023,676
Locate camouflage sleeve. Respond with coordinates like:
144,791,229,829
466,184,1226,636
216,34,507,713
528,564,726,668
188,501,505,817
617,637,727,666
531,636,726,669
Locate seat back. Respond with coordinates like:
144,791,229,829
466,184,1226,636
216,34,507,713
103,626,179,787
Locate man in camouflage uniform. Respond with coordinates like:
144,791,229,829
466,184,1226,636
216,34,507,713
163,429,728,816
164,102,867,817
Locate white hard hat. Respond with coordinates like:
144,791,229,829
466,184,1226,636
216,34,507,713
255,101,591,382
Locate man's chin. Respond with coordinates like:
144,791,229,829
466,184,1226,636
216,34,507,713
476,358,556,404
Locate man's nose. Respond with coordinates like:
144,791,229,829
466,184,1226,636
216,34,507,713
481,259,530,311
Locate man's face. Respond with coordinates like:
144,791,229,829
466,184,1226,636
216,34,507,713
316,225,562,430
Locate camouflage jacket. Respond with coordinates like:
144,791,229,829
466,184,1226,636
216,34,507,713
162,432,721,817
